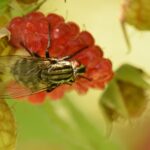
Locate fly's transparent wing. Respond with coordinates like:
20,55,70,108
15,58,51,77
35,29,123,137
0,55,55,99
5,80,59,99
0,55,22,85
4,80,48,99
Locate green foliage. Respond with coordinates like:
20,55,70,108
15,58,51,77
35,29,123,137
100,64,150,125
0,0,10,15
116,64,150,89
0,0,46,20
7,98,121,150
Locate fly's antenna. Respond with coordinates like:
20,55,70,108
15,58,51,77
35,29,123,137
45,24,51,58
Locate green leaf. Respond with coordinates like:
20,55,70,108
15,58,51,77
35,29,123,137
23,0,46,14
116,64,150,89
9,0,25,17
0,100,16,150
9,0,46,17
99,64,150,127
100,80,129,124
0,0,9,15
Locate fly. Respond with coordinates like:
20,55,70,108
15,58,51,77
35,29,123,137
0,24,90,99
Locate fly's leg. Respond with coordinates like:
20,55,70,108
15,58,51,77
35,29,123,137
78,75,92,81
46,84,59,92
33,53,40,57
62,46,89,60
45,24,51,58
20,42,40,57
46,88,54,92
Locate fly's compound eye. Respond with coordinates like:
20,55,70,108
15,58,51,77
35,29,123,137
77,64,86,74
71,60,86,74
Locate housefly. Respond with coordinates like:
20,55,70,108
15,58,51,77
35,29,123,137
0,24,89,99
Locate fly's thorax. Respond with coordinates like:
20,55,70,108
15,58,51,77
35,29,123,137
41,60,75,84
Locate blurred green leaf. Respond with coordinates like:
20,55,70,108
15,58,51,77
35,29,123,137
17,0,38,4
42,100,94,150
99,64,150,126
9,0,25,17
116,64,150,89
2,0,46,18
100,80,129,124
62,96,120,150
23,0,46,14
121,0,150,30
10,0,46,17
0,99,16,150
7,96,121,150
0,0,9,15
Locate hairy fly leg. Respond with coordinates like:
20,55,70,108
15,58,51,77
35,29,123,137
62,46,89,60
46,84,60,92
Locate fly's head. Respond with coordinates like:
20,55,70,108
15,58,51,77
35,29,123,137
71,60,86,78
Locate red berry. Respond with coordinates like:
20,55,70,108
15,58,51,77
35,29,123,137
25,12,45,21
66,22,80,37
51,22,79,48
7,12,113,102
78,31,95,46
47,13,65,29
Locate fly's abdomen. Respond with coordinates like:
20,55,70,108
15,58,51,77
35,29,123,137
41,61,74,84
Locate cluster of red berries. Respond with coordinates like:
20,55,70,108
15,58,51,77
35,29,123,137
8,12,113,103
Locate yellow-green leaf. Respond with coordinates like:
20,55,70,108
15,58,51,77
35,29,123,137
0,99,16,150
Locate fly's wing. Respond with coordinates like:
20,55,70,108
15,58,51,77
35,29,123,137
0,55,58,99
0,55,21,86
6,80,59,99
5,80,48,99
